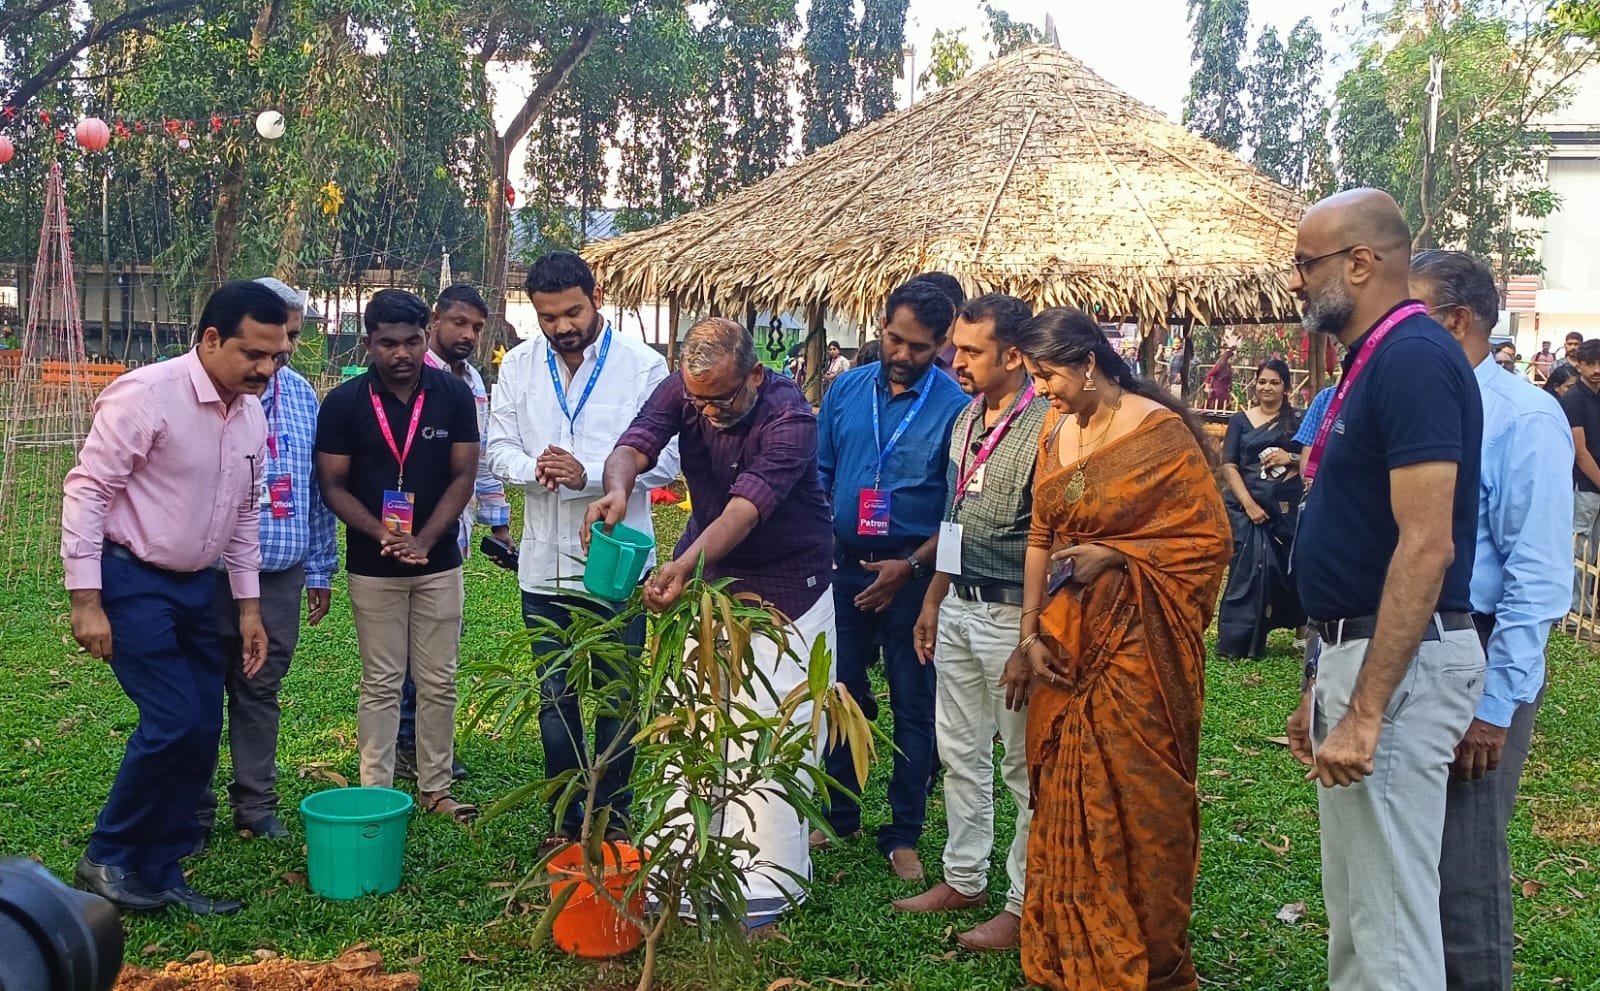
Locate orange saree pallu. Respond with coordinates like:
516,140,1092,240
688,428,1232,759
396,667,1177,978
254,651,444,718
1021,410,1229,991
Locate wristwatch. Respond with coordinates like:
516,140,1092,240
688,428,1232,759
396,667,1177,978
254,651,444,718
905,556,930,580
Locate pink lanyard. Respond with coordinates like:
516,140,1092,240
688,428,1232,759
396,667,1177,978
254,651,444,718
1302,301,1429,481
369,384,426,489
265,375,281,461
952,383,1035,511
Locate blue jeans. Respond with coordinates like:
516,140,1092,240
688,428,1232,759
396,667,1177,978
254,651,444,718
397,618,465,749
823,551,935,855
86,549,224,890
526,591,645,836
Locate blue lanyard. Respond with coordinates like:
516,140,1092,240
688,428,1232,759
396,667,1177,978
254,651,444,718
869,363,935,488
545,327,611,436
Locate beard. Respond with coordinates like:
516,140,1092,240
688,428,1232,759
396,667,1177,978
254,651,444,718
552,311,604,354
885,357,930,385
1301,281,1356,335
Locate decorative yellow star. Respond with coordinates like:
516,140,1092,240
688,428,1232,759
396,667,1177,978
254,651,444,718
318,181,344,217
492,345,507,366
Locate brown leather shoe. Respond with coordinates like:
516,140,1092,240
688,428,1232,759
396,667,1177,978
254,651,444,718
891,881,987,913
808,828,862,850
955,910,1021,952
887,846,925,883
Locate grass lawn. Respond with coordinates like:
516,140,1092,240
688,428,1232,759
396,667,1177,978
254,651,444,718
4,495,1600,989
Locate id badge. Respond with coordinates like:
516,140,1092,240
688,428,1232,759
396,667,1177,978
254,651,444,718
857,489,891,537
382,489,416,535
964,464,986,501
936,521,963,575
268,475,295,519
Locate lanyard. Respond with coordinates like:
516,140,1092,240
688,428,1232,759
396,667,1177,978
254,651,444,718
264,374,281,463
546,327,611,437
1302,301,1429,481
369,382,426,488
951,383,1035,513
870,363,936,488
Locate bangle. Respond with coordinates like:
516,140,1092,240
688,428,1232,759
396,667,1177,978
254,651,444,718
1017,632,1042,651
1021,606,1041,617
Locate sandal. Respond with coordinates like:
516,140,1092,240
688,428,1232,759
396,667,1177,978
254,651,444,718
421,790,479,825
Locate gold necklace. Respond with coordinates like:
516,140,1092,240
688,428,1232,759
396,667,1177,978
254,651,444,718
1063,403,1118,504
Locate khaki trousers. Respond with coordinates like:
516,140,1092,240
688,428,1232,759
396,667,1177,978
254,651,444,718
348,569,465,794
933,592,1031,915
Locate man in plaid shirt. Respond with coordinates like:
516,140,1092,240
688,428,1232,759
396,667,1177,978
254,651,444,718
197,277,338,843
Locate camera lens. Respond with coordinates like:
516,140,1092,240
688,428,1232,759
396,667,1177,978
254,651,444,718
0,859,124,991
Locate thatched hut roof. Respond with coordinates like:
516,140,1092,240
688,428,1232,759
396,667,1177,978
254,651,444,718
585,45,1307,330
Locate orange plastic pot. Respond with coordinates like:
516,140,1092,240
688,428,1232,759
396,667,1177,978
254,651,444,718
548,841,647,958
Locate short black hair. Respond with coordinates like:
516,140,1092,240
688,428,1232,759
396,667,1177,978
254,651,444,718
1409,250,1500,336
885,279,956,340
910,271,965,309
1576,339,1600,364
436,283,488,318
364,288,430,335
197,280,290,342
526,251,596,298
958,293,1033,347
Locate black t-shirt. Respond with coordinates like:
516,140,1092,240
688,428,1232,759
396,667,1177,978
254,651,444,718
315,366,479,577
1291,307,1483,620
1561,381,1600,493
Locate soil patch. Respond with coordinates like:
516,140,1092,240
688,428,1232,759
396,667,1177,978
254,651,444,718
114,948,419,991
1532,803,1600,847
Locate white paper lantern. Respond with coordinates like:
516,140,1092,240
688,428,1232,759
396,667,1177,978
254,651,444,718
254,110,286,140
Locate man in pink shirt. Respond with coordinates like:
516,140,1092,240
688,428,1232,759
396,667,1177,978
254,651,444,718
61,280,289,915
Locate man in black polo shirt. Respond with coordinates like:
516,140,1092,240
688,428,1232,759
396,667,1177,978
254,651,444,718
1285,189,1485,991
316,289,481,823
1562,338,1600,615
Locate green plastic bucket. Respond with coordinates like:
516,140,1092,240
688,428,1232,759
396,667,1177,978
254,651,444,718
584,521,654,601
299,787,412,900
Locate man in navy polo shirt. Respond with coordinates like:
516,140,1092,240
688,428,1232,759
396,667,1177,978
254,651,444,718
1285,189,1485,991
812,279,969,883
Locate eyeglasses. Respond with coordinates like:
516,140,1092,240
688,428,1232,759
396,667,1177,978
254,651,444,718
683,376,751,411
1289,246,1381,279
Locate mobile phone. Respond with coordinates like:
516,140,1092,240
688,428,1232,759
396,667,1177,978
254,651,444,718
1047,556,1075,595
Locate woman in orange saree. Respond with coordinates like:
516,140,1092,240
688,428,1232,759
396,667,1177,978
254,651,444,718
1000,309,1229,991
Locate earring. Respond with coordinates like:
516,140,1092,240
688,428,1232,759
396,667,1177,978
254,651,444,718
1083,371,1097,392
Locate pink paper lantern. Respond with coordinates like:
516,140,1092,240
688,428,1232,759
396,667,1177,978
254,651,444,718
75,117,111,152
0,136,12,165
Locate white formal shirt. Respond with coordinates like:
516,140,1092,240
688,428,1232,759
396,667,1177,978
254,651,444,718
486,324,680,595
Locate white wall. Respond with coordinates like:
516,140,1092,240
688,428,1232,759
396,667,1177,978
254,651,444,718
1543,156,1600,295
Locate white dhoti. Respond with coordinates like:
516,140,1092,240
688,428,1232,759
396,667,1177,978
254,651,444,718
669,590,836,922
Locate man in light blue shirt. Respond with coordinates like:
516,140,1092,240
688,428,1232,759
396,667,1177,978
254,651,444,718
198,277,338,843
1411,251,1573,991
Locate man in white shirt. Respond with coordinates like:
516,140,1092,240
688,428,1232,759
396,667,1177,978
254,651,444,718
486,252,679,844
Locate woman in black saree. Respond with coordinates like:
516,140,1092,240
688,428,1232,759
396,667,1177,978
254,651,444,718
1217,359,1305,659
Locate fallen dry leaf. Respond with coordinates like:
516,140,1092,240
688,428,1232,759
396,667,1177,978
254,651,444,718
924,950,959,962
281,871,306,887
332,950,383,973
1264,736,1292,747
405,955,426,967
1205,769,1232,778
1241,672,1265,687
1261,834,1291,855
184,950,215,965
184,923,204,936
765,980,810,991
1522,879,1545,898
459,950,489,963
821,981,870,989
252,949,278,962
1275,901,1306,924
141,944,165,956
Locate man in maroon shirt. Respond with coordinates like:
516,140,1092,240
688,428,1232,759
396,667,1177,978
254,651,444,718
586,316,834,930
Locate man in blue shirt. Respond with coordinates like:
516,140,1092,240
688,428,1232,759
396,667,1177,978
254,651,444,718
1285,189,1485,991
197,277,338,843
1410,250,1573,990
813,280,968,883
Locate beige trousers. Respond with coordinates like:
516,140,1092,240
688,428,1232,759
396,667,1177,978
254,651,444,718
348,568,465,794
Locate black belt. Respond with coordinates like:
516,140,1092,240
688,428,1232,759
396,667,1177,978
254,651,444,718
1310,611,1474,647
836,540,922,563
103,541,204,580
952,582,1025,606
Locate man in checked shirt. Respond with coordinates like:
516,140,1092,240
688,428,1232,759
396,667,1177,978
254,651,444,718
194,278,339,845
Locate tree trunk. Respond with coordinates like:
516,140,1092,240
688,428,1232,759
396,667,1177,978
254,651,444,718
204,0,280,289
478,24,600,362
666,295,680,369
804,304,827,405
